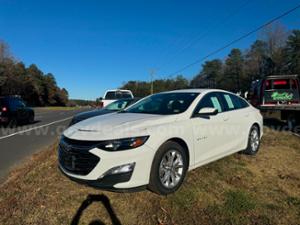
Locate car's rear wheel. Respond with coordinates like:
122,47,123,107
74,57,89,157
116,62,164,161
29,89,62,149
28,113,34,124
242,125,260,155
287,114,297,131
148,141,188,195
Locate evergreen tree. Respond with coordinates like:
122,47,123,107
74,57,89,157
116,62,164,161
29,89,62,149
223,48,244,92
285,30,300,75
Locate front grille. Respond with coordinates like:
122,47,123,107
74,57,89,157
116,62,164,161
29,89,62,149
58,137,100,176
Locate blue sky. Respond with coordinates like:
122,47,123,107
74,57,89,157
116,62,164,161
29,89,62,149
0,0,299,100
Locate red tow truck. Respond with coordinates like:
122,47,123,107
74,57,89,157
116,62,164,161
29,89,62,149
249,75,300,130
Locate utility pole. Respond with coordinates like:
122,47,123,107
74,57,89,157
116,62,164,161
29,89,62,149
150,69,155,95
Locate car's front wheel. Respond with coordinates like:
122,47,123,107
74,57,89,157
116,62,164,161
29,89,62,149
148,141,188,195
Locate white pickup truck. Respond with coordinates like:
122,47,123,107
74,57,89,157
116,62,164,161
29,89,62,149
99,89,134,108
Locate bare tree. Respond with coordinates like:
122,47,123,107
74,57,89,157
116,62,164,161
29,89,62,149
259,22,288,74
259,23,287,55
0,40,11,62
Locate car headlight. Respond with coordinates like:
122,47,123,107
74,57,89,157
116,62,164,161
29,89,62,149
97,136,149,151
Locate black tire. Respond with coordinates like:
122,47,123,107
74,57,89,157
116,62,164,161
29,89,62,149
242,125,260,155
28,113,34,124
7,118,18,128
148,141,188,195
287,114,296,132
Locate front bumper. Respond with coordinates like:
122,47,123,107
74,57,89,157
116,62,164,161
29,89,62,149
58,143,155,189
59,166,146,192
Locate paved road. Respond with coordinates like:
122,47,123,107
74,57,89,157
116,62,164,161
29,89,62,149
0,108,88,182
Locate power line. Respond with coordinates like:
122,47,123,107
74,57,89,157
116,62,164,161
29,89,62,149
155,0,252,73
165,3,300,78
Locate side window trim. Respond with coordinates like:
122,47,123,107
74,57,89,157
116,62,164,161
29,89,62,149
216,92,230,112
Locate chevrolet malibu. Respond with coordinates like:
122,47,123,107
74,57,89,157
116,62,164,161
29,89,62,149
59,89,263,195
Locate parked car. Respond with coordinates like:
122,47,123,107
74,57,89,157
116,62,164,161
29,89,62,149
0,96,34,127
69,98,139,126
59,89,263,195
249,74,300,130
99,89,134,108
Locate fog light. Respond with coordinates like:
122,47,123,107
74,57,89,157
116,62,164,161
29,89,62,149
102,163,135,177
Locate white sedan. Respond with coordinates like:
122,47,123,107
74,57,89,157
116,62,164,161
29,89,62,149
59,89,263,195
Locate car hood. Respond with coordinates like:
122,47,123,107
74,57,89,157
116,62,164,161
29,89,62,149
74,109,113,121
64,112,177,141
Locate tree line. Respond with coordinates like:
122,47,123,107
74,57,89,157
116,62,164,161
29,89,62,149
68,99,97,107
121,24,300,97
121,75,189,97
0,41,68,106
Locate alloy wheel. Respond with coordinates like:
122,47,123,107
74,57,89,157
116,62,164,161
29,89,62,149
250,128,259,152
159,150,184,189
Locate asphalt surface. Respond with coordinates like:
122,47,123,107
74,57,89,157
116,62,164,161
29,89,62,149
0,108,88,182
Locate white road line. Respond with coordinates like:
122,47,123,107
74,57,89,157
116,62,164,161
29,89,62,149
0,116,72,141
292,132,300,138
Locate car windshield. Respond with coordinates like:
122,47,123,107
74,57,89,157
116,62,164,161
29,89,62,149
105,99,133,111
124,92,199,115
104,91,132,100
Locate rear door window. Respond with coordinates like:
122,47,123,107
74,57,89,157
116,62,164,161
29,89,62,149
121,91,132,98
224,94,235,109
104,91,116,100
220,93,249,111
238,97,249,108
105,91,132,100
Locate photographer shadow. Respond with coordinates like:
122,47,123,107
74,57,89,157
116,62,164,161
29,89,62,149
71,194,122,225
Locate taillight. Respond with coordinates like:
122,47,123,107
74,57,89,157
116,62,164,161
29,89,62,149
99,102,104,108
273,80,287,85
2,107,7,112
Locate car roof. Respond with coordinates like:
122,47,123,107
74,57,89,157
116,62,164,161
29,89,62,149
158,88,228,94
105,89,132,92
0,96,21,99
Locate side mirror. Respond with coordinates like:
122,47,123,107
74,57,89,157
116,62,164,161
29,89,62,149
197,107,218,116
